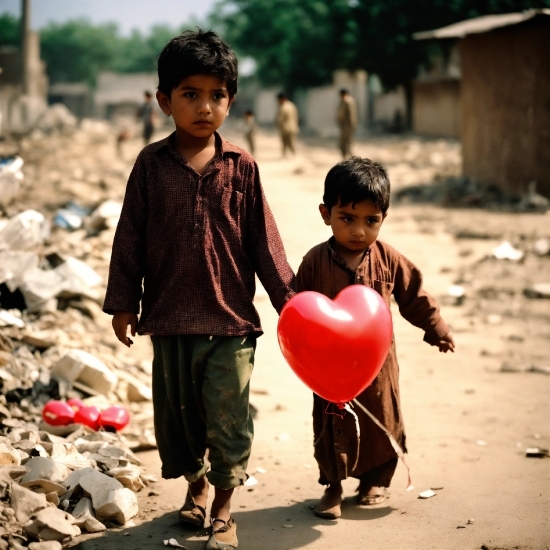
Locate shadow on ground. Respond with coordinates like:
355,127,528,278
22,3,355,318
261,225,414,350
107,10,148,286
72,499,394,550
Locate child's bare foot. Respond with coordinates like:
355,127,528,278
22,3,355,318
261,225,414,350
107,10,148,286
313,482,342,519
357,483,386,505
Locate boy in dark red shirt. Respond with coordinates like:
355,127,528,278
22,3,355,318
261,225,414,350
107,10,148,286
104,29,295,549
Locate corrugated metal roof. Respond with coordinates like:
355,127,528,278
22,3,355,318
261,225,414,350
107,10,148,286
414,9,550,40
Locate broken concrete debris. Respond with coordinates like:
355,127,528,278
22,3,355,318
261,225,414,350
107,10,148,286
0,175,154,546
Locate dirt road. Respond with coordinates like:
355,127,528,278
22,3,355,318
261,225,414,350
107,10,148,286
59,125,549,550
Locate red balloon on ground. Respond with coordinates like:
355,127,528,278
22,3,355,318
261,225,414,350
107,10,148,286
42,400,75,426
74,406,101,431
277,285,393,404
98,406,130,432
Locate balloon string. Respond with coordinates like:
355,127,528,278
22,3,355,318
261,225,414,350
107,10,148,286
351,398,414,491
344,403,361,471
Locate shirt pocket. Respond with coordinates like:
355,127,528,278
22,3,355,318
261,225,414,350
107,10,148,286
373,279,394,307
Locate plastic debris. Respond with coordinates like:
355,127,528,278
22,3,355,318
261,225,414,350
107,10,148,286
492,241,524,262
163,539,189,549
244,475,258,487
0,155,24,206
418,490,436,499
525,448,549,458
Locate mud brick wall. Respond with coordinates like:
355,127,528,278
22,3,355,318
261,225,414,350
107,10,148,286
413,79,461,139
459,19,550,198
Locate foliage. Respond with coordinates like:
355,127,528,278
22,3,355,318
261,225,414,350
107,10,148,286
0,13,20,47
212,0,550,92
39,19,121,85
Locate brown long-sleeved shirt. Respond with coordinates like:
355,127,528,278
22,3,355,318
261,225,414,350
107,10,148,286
296,238,449,483
103,132,295,336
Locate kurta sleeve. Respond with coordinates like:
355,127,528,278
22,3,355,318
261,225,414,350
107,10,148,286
245,162,295,313
103,153,148,315
296,257,313,293
392,253,450,345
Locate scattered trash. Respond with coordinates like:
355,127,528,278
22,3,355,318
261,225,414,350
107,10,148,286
523,283,550,299
244,475,258,487
476,440,487,446
54,202,90,231
276,433,291,442
533,238,550,256
163,538,189,548
467,519,474,524
282,524,294,528
255,467,266,474
0,155,24,206
418,490,436,499
525,448,549,458
492,241,524,262
447,285,466,305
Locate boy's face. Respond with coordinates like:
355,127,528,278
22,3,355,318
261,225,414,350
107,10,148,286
319,199,386,256
156,74,233,140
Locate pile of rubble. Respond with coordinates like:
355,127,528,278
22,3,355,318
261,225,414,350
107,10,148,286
0,133,158,547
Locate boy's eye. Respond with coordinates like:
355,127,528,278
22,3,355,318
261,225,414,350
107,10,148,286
184,92,196,98
342,216,353,222
213,93,226,100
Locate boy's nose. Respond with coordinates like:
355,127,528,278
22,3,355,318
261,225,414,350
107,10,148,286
197,101,212,114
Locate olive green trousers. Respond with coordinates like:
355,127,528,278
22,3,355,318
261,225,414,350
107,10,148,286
151,334,256,489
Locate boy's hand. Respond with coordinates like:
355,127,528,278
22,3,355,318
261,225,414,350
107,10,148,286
112,311,137,347
437,332,455,353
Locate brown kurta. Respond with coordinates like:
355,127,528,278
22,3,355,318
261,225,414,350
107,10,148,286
296,238,450,483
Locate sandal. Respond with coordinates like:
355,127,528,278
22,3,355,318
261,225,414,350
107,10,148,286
206,517,238,550
357,486,386,505
179,490,206,528
313,504,341,520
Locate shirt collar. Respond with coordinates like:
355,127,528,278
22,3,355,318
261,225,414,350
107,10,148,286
149,131,242,160
326,237,372,273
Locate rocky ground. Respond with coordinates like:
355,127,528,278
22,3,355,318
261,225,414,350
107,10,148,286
0,117,548,550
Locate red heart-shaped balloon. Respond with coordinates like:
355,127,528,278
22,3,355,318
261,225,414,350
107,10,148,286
42,400,75,426
98,406,130,432
74,406,101,431
277,285,393,404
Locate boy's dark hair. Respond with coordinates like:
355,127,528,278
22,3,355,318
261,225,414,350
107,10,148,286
277,92,287,100
323,157,390,214
144,90,152,98
157,29,238,97
340,88,349,95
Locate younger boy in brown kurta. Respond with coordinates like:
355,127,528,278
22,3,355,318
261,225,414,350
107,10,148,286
104,30,294,549
296,157,454,519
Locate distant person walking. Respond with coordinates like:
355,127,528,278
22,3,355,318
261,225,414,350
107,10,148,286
276,92,299,157
243,110,256,155
139,90,156,145
336,88,357,159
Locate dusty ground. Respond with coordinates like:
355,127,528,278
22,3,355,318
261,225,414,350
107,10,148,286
5,121,549,550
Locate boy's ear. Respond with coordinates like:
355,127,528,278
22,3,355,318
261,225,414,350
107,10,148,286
156,91,172,116
226,96,235,116
319,204,331,225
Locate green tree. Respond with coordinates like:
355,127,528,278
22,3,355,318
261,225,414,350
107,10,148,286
211,0,358,91
0,13,21,47
40,19,121,85
212,0,550,123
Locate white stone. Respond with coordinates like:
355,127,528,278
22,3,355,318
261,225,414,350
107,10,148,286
29,541,63,550
21,457,69,485
10,483,48,523
24,507,80,542
52,349,117,395
95,487,139,525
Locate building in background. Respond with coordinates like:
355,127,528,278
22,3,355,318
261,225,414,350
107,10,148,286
94,72,159,122
415,9,550,198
